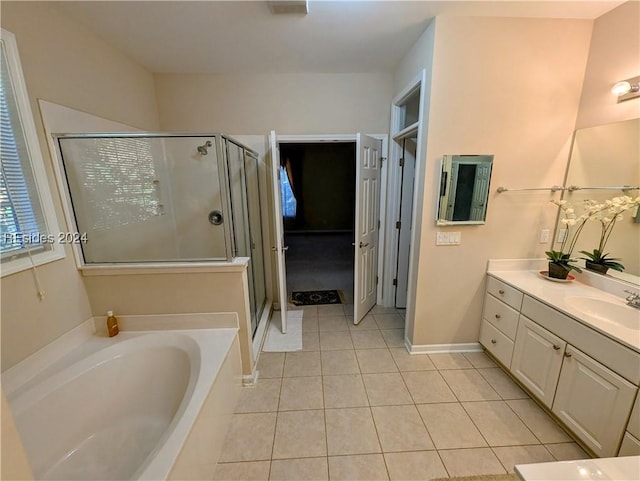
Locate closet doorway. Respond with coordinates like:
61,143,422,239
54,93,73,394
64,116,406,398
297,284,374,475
279,142,357,308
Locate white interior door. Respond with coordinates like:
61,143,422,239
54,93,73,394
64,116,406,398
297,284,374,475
354,134,382,324
269,131,288,333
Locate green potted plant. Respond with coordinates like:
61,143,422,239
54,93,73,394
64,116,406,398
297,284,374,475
579,196,640,275
546,200,590,279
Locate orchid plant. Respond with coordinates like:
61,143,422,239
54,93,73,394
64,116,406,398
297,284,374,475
548,196,640,276
579,196,640,272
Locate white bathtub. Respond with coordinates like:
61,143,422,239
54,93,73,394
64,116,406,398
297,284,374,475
5,324,241,481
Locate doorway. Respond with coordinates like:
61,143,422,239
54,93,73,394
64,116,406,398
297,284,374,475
279,142,357,308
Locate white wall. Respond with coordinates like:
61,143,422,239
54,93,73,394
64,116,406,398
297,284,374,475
575,1,640,129
155,73,393,134
395,16,593,347
0,2,160,370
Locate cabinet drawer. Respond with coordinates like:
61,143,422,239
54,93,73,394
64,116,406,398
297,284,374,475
552,345,637,457
619,432,640,456
486,276,523,311
483,294,519,340
479,319,514,367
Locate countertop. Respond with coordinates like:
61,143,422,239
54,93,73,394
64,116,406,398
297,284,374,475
515,455,640,480
487,268,640,353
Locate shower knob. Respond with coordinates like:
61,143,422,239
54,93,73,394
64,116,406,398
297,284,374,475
208,210,223,225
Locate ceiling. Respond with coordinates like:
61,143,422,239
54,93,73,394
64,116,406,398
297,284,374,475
53,1,624,74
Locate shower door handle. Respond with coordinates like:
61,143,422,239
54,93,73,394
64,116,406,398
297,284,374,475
208,210,224,225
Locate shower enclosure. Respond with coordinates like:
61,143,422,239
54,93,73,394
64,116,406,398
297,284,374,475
55,133,267,335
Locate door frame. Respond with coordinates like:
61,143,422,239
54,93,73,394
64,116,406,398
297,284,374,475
271,133,389,305
382,70,427,344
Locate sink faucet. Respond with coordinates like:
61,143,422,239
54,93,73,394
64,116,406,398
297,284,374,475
624,290,640,309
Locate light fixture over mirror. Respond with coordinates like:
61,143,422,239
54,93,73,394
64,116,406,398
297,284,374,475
611,75,640,102
436,154,494,225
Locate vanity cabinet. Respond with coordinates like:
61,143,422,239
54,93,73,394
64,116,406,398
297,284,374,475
552,345,637,457
511,317,565,408
480,274,640,458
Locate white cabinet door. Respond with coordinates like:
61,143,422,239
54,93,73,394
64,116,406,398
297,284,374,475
511,316,566,408
552,345,637,457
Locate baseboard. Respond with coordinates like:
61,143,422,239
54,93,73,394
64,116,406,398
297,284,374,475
406,341,483,354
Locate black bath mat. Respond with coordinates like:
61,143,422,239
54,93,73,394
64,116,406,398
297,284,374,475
291,290,342,306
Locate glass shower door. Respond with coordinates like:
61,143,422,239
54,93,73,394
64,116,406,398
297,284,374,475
57,135,230,263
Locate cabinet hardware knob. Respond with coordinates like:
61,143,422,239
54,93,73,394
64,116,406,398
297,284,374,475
495,314,501,319
498,289,505,295
564,352,572,358
553,345,560,350
491,339,497,344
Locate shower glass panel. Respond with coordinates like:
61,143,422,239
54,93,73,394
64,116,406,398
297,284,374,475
57,135,230,263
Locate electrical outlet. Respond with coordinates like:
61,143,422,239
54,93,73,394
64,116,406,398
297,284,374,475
556,228,568,243
539,229,550,243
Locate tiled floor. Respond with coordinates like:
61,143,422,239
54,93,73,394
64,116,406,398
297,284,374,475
214,305,590,481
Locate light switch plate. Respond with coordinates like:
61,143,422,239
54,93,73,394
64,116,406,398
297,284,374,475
436,232,448,245
556,228,568,244
450,232,461,245
539,229,550,243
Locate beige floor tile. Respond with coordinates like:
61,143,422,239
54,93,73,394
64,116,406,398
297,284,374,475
371,405,434,452
428,353,473,369
363,372,414,406
493,445,555,472
283,351,321,377
477,367,529,400
279,376,324,411
372,305,398,315
235,378,282,413
417,403,487,449
402,371,457,404
373,313,404,330
272,410,327,459
384,451,448,481
351,330,388,349
389,348,436,371
506,399,572,443
302,316,319,332
219,413,277,462
319,330,354,350
323,374,369,408
349,314,378,330
438,447,506,477
321,349,359,375
343,304,354,315
325,407,382,455
290,305,318,316
269,458,328,481
356,349,398,373
463,351,497,368
395,309,406,319
328,454,389,481
545,442,590,461
318,315,349,332
440,369,501,401
302,331,320,351
463,401,538,446
318,304,345,317
380,328,405,347
213,461,271,481
257,353,285,379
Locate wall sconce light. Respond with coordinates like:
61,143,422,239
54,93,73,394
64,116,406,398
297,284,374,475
611,76,640,102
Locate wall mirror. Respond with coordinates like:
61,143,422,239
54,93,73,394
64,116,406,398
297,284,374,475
437,154,494,225
555,118,639,285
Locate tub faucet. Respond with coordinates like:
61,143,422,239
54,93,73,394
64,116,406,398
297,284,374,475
624,290,640,309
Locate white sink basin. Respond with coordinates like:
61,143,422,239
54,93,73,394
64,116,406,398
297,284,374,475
565,296,640,330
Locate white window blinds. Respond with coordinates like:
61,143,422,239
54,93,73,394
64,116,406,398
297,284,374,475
0,42,48,257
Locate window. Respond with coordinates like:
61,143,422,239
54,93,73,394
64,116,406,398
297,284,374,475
1,29,64,276
280,166,296,218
